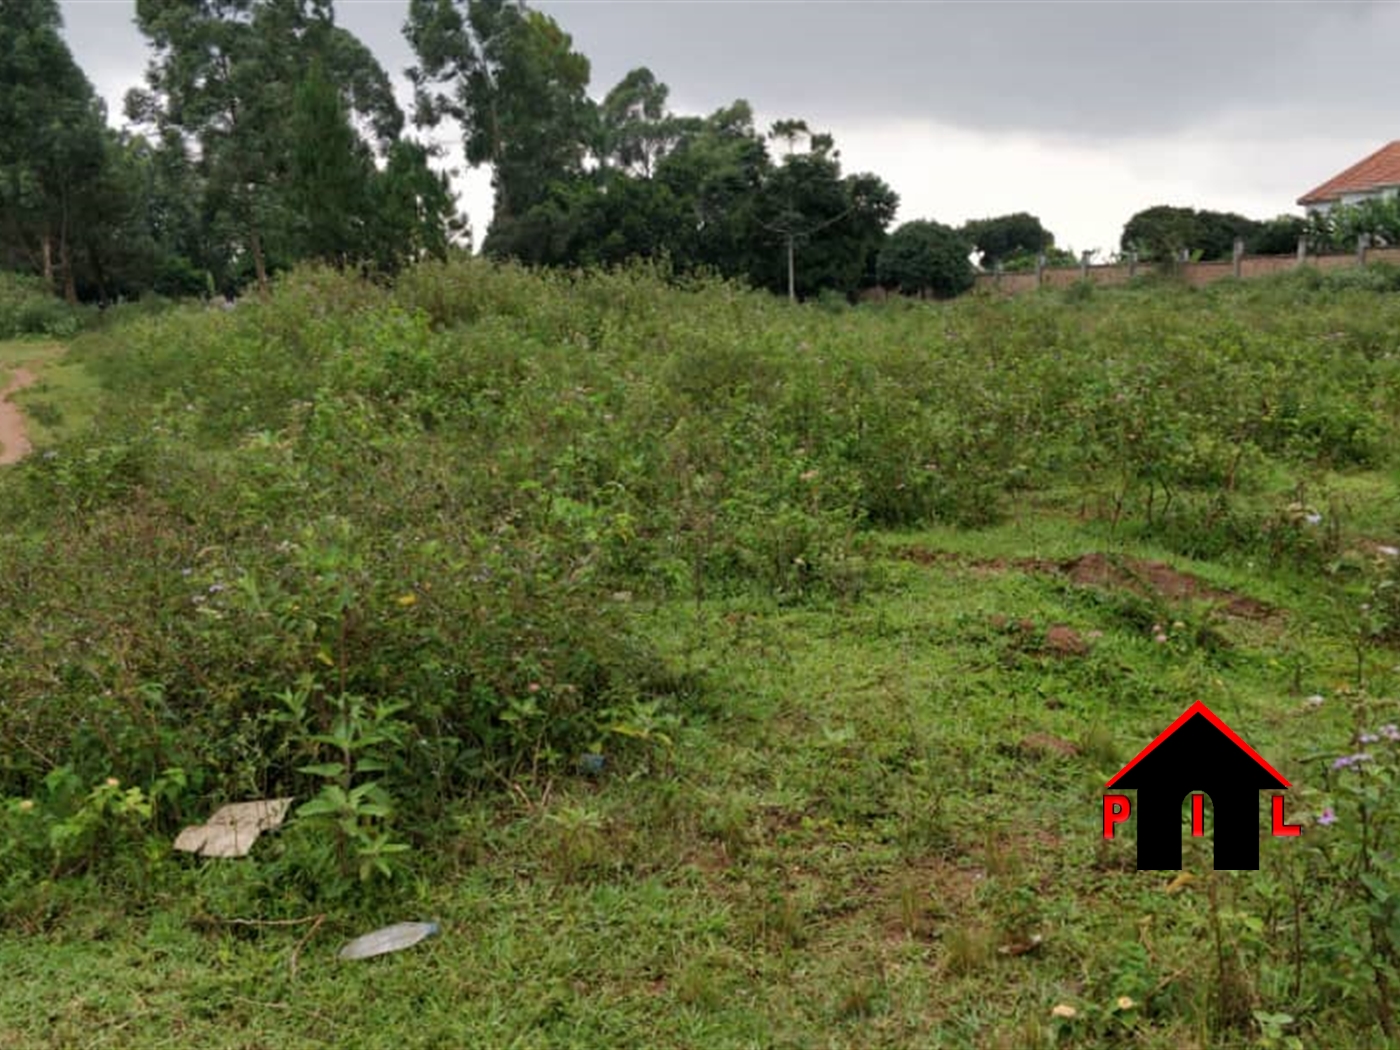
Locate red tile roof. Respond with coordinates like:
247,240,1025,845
1299,141,1400,206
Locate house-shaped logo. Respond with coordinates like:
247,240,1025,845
1102,701,1299,870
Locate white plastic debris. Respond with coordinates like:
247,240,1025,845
173,798,293,858
338,921,440,961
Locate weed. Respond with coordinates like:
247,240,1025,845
945,923,995,975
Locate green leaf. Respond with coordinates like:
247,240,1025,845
297,762,346,780
1362,872,1392,905
297,786,350,817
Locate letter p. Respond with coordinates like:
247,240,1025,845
1103,794,1131,839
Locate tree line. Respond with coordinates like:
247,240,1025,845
1,0,1332,306
3,0,465,303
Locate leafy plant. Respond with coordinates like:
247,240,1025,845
279,684,411,884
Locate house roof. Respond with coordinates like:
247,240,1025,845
1106,701,1290,790
1298,141,1400,206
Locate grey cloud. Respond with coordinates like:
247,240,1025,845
60,1,1400,141
53,0,1400,249
536,1,1400,139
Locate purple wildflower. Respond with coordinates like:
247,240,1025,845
1383,725,1400,742
1360,732,1380,745
1332,753,1374,771
1318,808,1337,826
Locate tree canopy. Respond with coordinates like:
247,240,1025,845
123,0,459,294
876,220,973,298
0,0,111,301
7,0,1333,307
1120,206,1294,264
962,212,1053,270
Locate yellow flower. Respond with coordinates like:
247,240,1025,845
395,593,417,606
105,777,120,788
18,799,34,812
1116,996,1136,1011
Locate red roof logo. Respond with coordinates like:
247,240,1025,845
1107,700,1289,789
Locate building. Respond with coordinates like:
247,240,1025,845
1298,140,1400,216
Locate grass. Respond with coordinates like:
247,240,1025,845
0,510,1385,1048
0,339,100,450
2,263,1400,1047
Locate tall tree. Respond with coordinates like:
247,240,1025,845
1120,205,1259,264
0,0,109,301
371,140,468,271
752,123,897,301
287,57,375,265
1247,215,1306,256
598,67,676,177
70,129,161,300
129,0,405,292
654,100,769,277
406,0,593,226
143,130,219,296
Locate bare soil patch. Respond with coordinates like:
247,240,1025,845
0,365,38,465
1043,624,1089,657
897,546,1272,619
1059,552,1272,619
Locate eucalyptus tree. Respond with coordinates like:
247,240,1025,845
0,0,109,300
405,0,593,227
129,0,405,292
598,67,680,178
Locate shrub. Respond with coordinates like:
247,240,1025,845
0,272,85,338
6,256,1400,884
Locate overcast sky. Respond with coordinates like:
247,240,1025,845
57,0,1400,257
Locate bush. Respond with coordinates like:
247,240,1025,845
6,256,1400,876
0,271,86,338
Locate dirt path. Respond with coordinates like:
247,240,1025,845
0,365,38,465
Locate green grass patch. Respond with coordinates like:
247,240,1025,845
3,262,1400,1046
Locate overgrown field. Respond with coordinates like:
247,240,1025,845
3,264,1400,1048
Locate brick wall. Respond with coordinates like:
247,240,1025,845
973,245,1400,295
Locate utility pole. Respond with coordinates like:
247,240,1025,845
787,232,795,303
760,204,856,305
